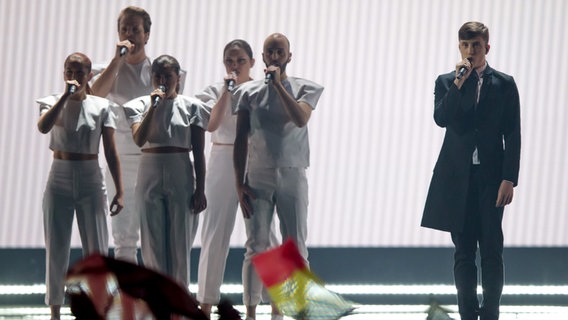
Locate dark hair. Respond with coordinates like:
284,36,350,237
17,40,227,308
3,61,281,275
458,21,489,44
64,52,93,95
151,55,181,75
223,39,254,59
117,6,152,33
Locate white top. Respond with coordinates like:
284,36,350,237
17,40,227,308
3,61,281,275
37,94,117,154
92,58,153,154
195,82,236,144
123,95,210,149
233,77,324,168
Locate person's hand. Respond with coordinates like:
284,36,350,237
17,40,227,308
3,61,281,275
237,184,256,219
116,40,135,58
191,189,207,214
265,65,282,84
109,193,124,216
64,80,80,96
224,71,238,92
496,180,514,207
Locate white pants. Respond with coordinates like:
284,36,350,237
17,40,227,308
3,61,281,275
242,167,309,306
43,159,109,305
107,154,140,263
137,152,198,287
197,145,240,304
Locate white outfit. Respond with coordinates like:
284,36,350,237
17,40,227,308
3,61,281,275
93,58,153,263
233,77,324,305
37,94,117,305
123,95,209,287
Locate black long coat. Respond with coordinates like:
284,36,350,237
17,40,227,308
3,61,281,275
421,65,521,233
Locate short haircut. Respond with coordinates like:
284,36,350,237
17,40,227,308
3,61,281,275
64,52,92,72
458,21,489,44
117,6,152,33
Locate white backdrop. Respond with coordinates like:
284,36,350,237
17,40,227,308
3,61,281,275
0,0,566,248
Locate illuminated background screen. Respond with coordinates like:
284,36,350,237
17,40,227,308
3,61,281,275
1,0,566,249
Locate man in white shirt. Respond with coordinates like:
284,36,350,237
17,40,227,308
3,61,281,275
91,6,153,263
233,33,324,320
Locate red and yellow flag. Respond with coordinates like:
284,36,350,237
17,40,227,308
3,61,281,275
252,239,354,319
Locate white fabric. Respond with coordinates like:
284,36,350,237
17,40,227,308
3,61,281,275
36,94,117,154
233,77,324,168
92,58,153,262
197,145,239,304
137,152,198,287
123,95,210,148
195,82,237,144
43,159,109,305
92,58,153,155
105,154,139,263
242,167,309,305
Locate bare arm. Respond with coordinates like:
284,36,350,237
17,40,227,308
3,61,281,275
273,82,312,127
37,82,77,133
190,125,207,213
207,88,232,132
233,110,255,218
102,127,124,215
267,66,312,127
91,41,135,97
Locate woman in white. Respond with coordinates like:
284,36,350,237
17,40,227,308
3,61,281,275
196,39,278,318
124,55,208,288
37,52,124,320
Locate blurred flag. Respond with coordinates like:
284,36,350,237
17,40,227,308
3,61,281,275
426,298,455,320
65,253,208,320
252,239,354,320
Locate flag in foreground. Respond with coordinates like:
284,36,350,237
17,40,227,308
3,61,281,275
252,239,354,320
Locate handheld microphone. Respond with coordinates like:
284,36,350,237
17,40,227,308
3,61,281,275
153,85,166,108
227,79,236,92
119,46,128,57
68,84,77,94
456,58,472,80
264,73,272,84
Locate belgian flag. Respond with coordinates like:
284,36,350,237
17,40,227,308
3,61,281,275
252,239,354,320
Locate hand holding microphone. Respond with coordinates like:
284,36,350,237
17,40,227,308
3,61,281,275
264,64,280,84
117,40,133,57
456,57,473,80
119,46,128,57
66,80,79,95
152,85,166,108
226,71,237,92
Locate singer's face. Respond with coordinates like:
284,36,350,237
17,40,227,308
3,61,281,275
152,65,179,98
459,36,488,69
262,36,291,72
118,15,149,53
63,61,90,87
223,47,254,82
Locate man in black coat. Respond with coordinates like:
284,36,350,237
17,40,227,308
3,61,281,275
422,21,521,320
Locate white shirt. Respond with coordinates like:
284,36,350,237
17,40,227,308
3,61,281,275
195,82,236,144
233,77,324,168
37,94,117,154
123,95,210,149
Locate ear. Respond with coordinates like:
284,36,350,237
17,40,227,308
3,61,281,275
144,32,150,45
287,52,292,63
87,72,94,82
485,44,490,54
250,58,256,68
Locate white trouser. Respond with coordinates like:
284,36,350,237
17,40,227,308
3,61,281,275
106,153,140,263
43,159,109,305
197,145,240,304
137,152,198,288
242,167,309,306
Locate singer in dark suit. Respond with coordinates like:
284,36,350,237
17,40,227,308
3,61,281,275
421,21,521,320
